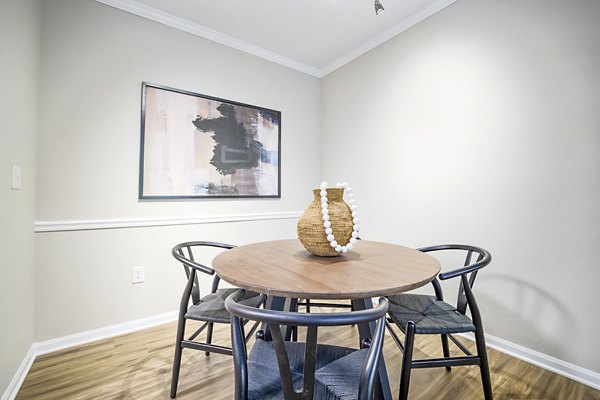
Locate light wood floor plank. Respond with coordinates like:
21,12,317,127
17,315,600,399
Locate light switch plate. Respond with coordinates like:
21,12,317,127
11,165,21,190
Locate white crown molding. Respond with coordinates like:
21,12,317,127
93,0,321,77
93,0,457,79
34,211,302,232
320,0,457,76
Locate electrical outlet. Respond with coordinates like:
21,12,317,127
132,266,145,284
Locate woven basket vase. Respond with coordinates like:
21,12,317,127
297,188,354,257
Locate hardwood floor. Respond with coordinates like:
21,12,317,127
17,318,600,399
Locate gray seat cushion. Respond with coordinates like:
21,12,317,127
387,294,476,334
185,288,261,323
247,339,368,400
313,349,370,400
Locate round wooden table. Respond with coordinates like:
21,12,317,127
213,239,440,400
213,239,441,300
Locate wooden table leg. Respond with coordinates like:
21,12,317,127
352,298,393,400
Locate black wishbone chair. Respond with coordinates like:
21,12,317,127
170,241,262,398
385,244,493,400
226,290,389,400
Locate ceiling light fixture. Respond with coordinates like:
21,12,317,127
374,0,385,15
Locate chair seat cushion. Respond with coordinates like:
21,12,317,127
185,288,261,323
387,294,476,334
247,339,368,400
313,348,369,400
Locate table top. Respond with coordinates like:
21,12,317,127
213,239,441,299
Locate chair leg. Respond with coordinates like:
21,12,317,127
205,322,214,356
170,317,186,399
441,334,451,371
475,329,493,400
399,321,416,400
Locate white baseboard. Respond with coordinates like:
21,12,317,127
1,311,178,400
1,346,36,400
4,313,599,399
460,332,600,391
32,311,178,356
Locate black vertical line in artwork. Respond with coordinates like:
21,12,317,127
278,110,282,198
139,82,148,200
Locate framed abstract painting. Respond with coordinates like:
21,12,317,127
139,82,281,199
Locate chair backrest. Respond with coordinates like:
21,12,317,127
417,244,491,317
172,241,235,304
225,290,388,400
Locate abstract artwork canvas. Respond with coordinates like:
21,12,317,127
139,83,281,199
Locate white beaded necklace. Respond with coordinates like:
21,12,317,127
319,181,360,253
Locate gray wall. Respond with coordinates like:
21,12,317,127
34,0,320,340
321,0,600,372
0,0,40,393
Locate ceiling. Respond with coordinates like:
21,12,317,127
96,0,456,77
